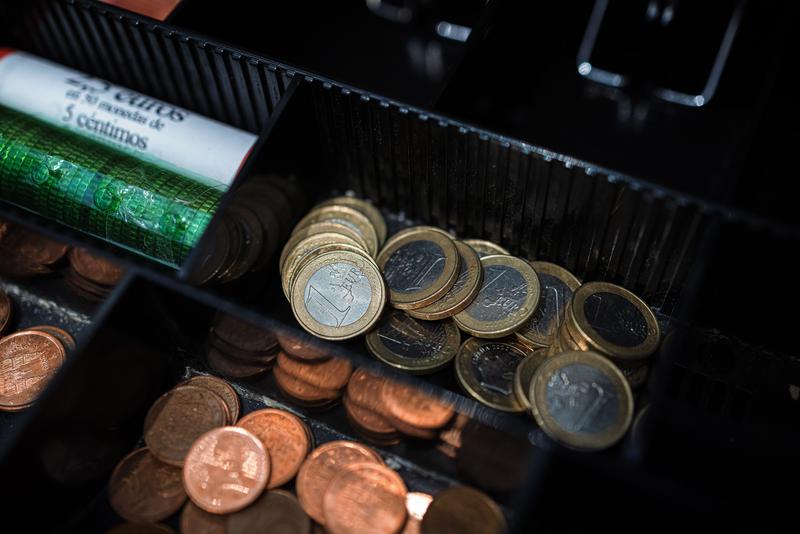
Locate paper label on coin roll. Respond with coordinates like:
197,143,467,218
0,51,256,186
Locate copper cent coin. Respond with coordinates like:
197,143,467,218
69,248,125,286
183,426,270,514
277,352,353,390
144,385,229,466
227,490,312,534
108,447,187,523
380,380,454,431
276,331,330,361
296,440,383,525
323,463,408,534
180,501,226,534
181,375,241,423
273,365,342,405
0,289,11,336
206,346,273,379
212,313,278,354
421,486,507,534
0,330,66,411
26,325,76,352
237,408,311,488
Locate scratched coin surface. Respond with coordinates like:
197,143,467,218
236,408,311,488
277,351,353,390
281,232,367,299
322,462,408,534
462,239,510,258
569,282,660,364
408,241,482,321
377,227,460,310
227,490,311,534
529,351,633,451
317,196,388,246
183,426,270,514
180,501,226,534
181,375,241,424
0,330,66,411
380,378,455,431
0,289,11,335
108,447,187,523
366,309,460,374
296,441,383,525
144,385,229,466
293,205,379,257
291,250,386,340
421,486,507,534
454,255,540,339
512,349,549,410
455,337,528,413
516,262,580,348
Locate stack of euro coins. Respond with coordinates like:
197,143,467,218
66,248,126,302
186,174,306,286
205,312,279,379
273,350,353,410
280,196,387,341
549,281,660,390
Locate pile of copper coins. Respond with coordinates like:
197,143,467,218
187,174,306,285
0,218,125,301
108,373,506,534
279,196,661,450
0,287,76,412
205,311,279,379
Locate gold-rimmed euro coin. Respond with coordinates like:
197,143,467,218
453,255,540,339
280,222,367,273
316,196,387,246
516,262,580,348
293,205,379,257
529,350,633,451
463,239,510,258
281,232,366,300
365,308,460,374
455,337,529,412
408,241,482,321
569,281,660,365
290,250,386,341
512,349,548,411
283,239,370,300
377,227,460,310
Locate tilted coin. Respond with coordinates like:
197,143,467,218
455,337,529,413
420,486,507,534
183,426,270,514
280,223,365,274
291,250,386,341
516,261,580,348
344,368,399,442
513,349,548,411
380,379,455,435
216,205,265,283
322,463,408,534
377,227,460,310
207,346,273,379
408,241,482,321
144,385,229,466
180,501,226,534
529,351,634,451
0,330,66,411
186,220,232,286
343,395,401,446
26,325,77,352
237,408,312,488
296,440,383,525
453,255,540,339
108,447,187,523
317,196,388,246
0,224,70,276
282,234,368,299
462,239,510,258
277,352,353,390
366,309,460,374
294,205,379,257
181,375,241,424
229,193,282,273
227,490,311,534
0,289,11,335
568,281,660,365
273,365,342,407
276,330,330,361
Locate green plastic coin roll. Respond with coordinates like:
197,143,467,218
0,105,224,266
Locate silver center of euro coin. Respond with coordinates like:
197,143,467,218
523,273,572,338
583,292,648,347
377,311,446,360
383,240,445,293
471,343,524,397
466,265,528,322
545,363,619,434
304,262,372,328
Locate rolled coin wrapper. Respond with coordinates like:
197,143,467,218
0,105,223,266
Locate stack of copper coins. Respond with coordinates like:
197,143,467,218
343,368,402,445
273,345,353,411
206,312,279,379
66,248,126,301
0,289,75,412
0,220,70,277
186,174,307,286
